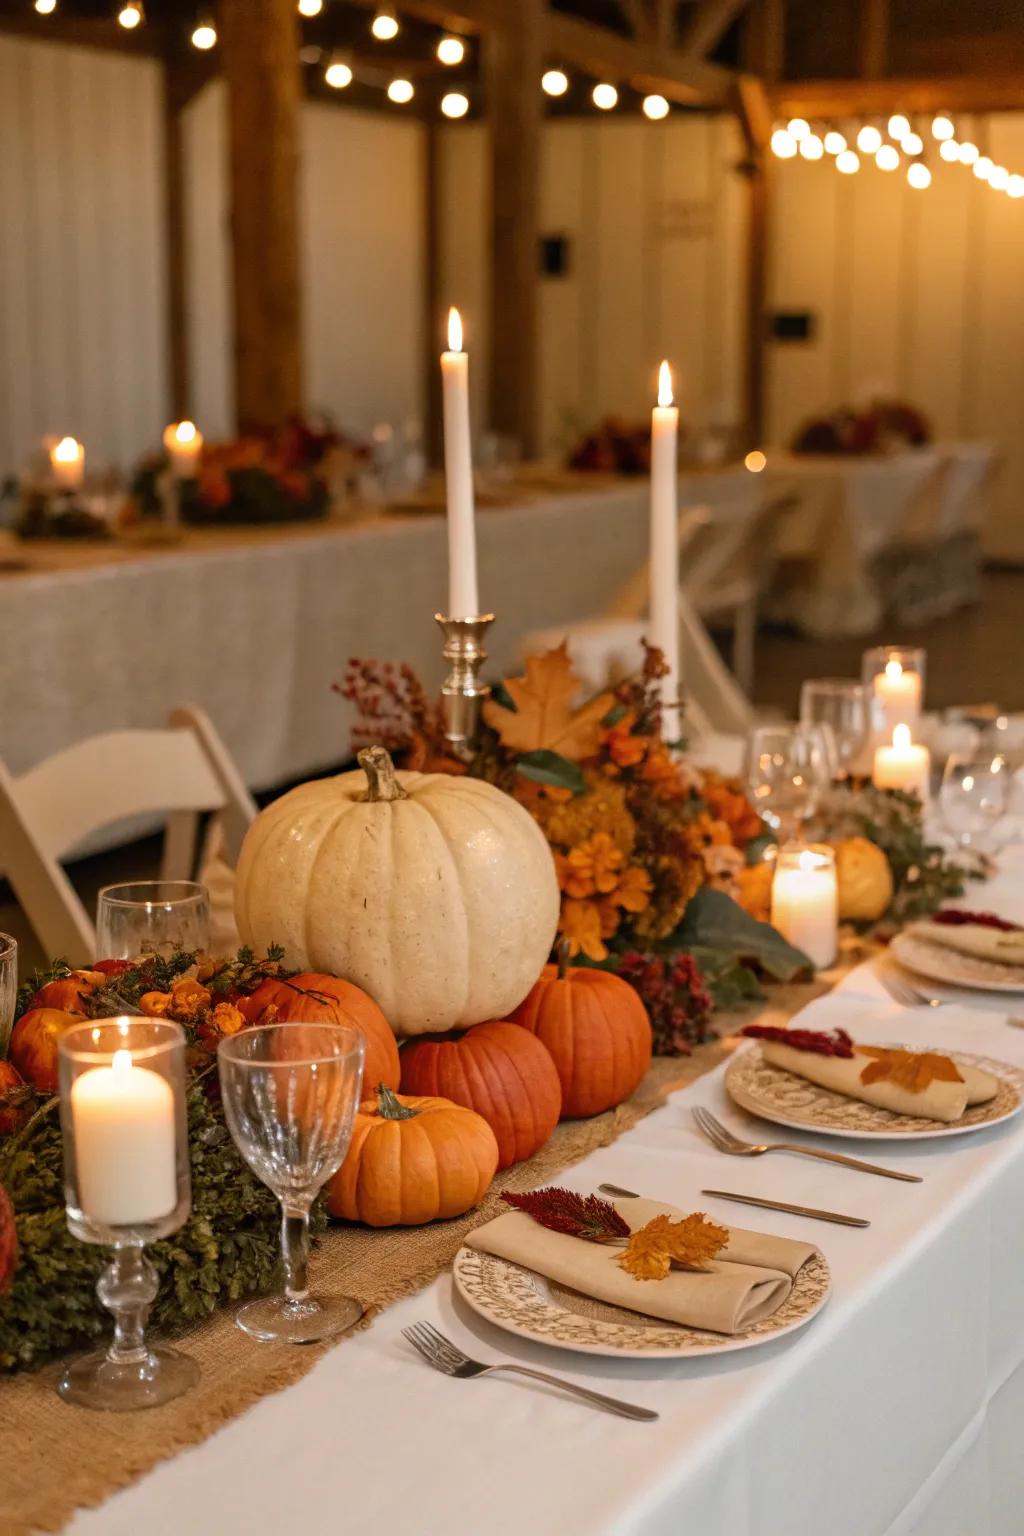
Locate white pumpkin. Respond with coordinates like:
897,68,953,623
234,746,560,1036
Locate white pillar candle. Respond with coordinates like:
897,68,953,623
650,360,681,742
771,846,838,970
163,420,203,479
441,307,479,618
874,659,922,735
873,722,931,802
50,436,84,491
71,1049,177,1226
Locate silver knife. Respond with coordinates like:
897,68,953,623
700,1189,869,1228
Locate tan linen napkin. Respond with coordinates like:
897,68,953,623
465,1196,819,1336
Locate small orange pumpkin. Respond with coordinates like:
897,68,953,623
326,1085,498,1226
400,1021,562,1168
241,972,400,1095
9,1008,84,1095
508,946,652,1118
0,1060,33,1138
28,969,104,1016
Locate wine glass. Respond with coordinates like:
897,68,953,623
0,934,16,1058
96,881,210,960
218,1023,365,1344
799,679,870,780
940,753,1010,851
745,724,832,842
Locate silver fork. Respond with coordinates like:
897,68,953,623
401,1321,658,1421
876,967,944,1009
692,1106,922,1182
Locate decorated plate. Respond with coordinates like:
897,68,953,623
890,931,1024,995
452,1246,831,1359
725,1042,1024,1141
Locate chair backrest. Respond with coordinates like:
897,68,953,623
0,706,256,964
604,504,712,620
681,491,798,601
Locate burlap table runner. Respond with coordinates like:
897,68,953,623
0,980,831,1535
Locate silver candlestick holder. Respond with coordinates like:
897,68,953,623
435,613,495,755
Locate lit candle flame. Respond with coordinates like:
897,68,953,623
797,849,822,872
111,1048,134,1076
885,659,904,681
447,306,463,353
53,436,82,464
657,360,673,409
892,723,911,750
174,420,197,446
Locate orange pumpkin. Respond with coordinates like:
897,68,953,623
508,948,652,1118
9,1008,84,1095
241,972,400,1094
326,1085,498,1226
28,969,104,1016
400,1021,561,1169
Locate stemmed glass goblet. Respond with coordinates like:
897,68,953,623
745,723,832,843
799,679,870,781
940,753,1010,852
96,881,210,960
218,1022,365,1344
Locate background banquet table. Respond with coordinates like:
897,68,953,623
64,853,1024,1536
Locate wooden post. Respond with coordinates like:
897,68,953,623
485,0,543,458
859,0,890,79
163,65,189,421
219,0,304,430
423,122,444,467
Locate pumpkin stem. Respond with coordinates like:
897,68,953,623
556,937,573,981
375,1083,419,1120
358,745,409,804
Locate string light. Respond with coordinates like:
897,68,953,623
876,143,900,171
907,162,931,189
771,127,797,158
643,94,670,121
902,132,923,156
744,450,767,473
298,0,322,14
856,124,882,153
888,113,910,140
974,156,993,180
324,53,353,87
34,0,57,12
786,117,810,141
938,139,960,162
799,133,824,160
1008,175,1024,199
441,91,469,118
371,5,399,40
958,141,979,165
542,69,569,97
932,114,955,140
989,165,1010,191
387,77,414,103
191,15,216,48
437,35,465,65
118,1,143,26
592,82,618,110
836,149,860,174
824,130,846,155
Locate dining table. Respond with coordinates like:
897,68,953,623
63,847,1024,1536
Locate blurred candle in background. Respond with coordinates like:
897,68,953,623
163,420,203,479
873,723,931,802
50,436,84,491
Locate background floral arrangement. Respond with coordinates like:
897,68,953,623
567,416,660,475
791,399,931,456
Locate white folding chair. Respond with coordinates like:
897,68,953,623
0,706,256,963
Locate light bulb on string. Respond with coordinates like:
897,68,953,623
441,91,469,119
888,113,910,140
974,156,993,181
118,1,144,27
907,162,931,189
387,77,414,103
902,131,923,156
770,127,797,159
824,129,846,155
932,114,955,140
643,94,670,121
939,139,960,162
592,82,618,111
371,5,399,40
876,143,900,171
836,149,860,174
436,35,465,65
786,117,810,141
989,165,1010,191
542,69,569,97
191,15,216,48
1008,174,1024,199
298,0,322,15
799,133,824,160
324,53,353,88
856,124,882,154
34,0,57,12
958,141,979,165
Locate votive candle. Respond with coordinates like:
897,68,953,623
873,723,931,803
771,844,838,970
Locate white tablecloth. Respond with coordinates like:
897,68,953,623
66,856,1024,1536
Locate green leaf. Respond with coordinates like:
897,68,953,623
602,702,628,727
745,832,777,866
489,680,517,712
516,750,585,795
675,887,811,980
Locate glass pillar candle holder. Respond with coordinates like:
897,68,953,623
96,880,211,961
770,843,838,972
862,646,926,743
0,933,17,1058
57,1016,198,1410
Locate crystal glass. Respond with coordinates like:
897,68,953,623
940,753,1010,850
57,1017,197,1410
862,645,926,741
96,880,210,960
218,1023,365,1344
745,724,832,841
799,679,870,780
0,933,16,1058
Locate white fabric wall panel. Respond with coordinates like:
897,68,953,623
0,36,168,480
437,121,491,437
182,79,232,440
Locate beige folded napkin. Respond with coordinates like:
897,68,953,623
911,918,1024,966
465,1196,819,1336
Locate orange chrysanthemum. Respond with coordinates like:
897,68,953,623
602,711,648,769
565,832,625,897
615,864,654,913
560,897,608,961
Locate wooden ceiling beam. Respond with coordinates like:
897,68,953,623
0,12,160,55
544,9,736,103
678,0,751,61
858,0,889,79
772,73,1024,118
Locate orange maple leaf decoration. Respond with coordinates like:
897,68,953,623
858,1047,964,1094
482,642,614,761
618,1212,729,1282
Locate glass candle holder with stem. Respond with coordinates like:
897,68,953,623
940,752,1010,852
862,645,926,743
96,880,210,961
57,1016,198,1410
217,1022,365,1344
799,678,870,780
0,933,16,1058
745,723,832,843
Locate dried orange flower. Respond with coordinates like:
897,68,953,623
602,711,648,769
559,897,608,961
169,977,213,1017
615,864,654,913
139,990,172,1018
209,1001,246,1037
565,832,625,897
